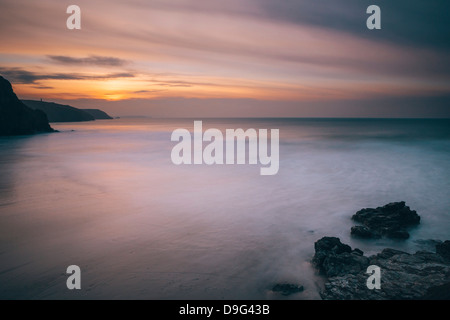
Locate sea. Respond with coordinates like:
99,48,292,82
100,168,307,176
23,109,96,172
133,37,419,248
1,118,449,299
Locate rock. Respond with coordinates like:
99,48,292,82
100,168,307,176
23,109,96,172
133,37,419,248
371,248,408,260
321,251,370,277
0,76,54,136
351,226,380,239
312,237,450,300
312,237,368,277
351,201,420,240
436,240,450,260
272,283,304,296
421,282,450,300
386,229,410,239
312,237,351,274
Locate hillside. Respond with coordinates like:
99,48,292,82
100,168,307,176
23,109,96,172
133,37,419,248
22,100,95,122
82,109,113,120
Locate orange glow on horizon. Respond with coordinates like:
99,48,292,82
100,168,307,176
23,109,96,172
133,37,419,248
2,0,449,110
13,75,450,104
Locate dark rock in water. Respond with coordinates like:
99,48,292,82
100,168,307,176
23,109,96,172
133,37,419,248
0,76,54,136
351,226,381,239
351,248,364,256
436,240,450,260
387,229,410,239
312,237,368,277
372,248,407,260
351,201,420,240
321,251,370,277
272,283,304,296
312,237,352,274
313,236,450,300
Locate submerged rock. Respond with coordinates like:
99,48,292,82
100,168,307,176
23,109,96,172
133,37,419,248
350,226,380,239
421,282,450,300
436,240,450,260
312,236,450,300
351,201,420,239
272,283,304,296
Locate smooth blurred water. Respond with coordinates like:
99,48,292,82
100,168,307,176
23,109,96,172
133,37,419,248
0,118,449,299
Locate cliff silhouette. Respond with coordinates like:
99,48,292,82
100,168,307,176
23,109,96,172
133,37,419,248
82,109,113,120
0,76,54,136
22,100,95,122
22,101,113,122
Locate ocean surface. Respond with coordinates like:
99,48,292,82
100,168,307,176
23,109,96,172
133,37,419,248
1,118,449,299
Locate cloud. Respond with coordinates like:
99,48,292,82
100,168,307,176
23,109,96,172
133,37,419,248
133,89,165,94
31,85,54,89
257,0,450,53
47,55,129,66
1,0,449,117
0,67,134,84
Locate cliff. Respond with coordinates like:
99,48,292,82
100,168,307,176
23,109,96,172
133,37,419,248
0,76,54,136
22,100,95,122
81,109,113,120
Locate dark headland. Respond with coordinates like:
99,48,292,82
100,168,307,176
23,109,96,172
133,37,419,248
22,100,113,122
0,76,54,136
81,109,113,120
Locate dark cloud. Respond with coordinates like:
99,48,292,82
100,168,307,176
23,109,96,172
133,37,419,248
135,29,450,81
0,68,41,84
258,0,450,53
0,67,134,84
31,85,54,89
47,55,129,66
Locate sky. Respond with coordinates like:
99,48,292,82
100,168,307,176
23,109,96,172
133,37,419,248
0,0,449,117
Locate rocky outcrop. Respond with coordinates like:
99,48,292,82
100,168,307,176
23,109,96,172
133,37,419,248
312,237,450,300
81,109,113,120
312,237,369,278
351,201,420,239
22,100,95,122
0,76,54,136
271,283,304,296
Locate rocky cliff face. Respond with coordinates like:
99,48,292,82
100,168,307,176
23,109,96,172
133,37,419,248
0,76,54,136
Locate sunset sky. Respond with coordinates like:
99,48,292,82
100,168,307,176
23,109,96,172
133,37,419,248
0,0,449,117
